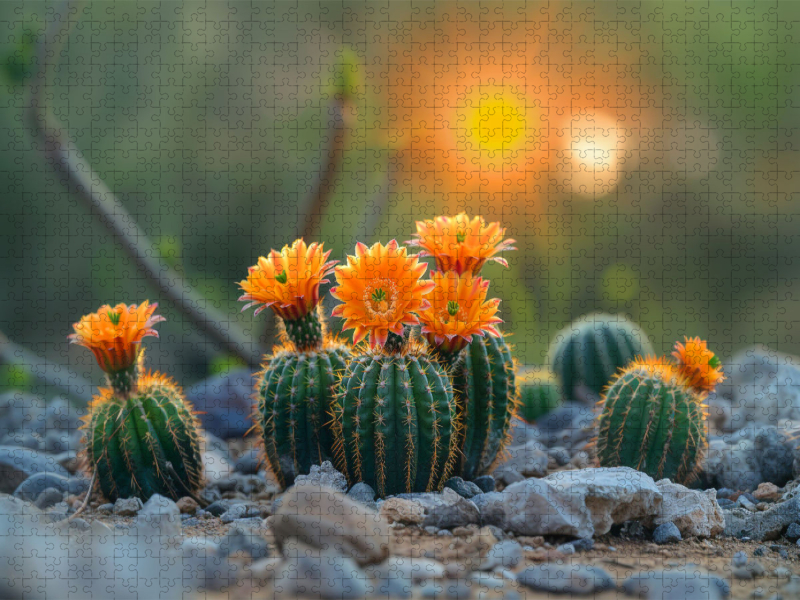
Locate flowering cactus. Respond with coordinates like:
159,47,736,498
70,302,204,502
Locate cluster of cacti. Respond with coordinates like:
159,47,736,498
595,337,724,484
517,368,562,423
239,240,351,487
70,302,204,502
548,312,655,403
411,215,519,480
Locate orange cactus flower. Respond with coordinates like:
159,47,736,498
238,239,337,320
672,337,725,394
623,355,684,383
69,301,165,373
330,240,434,348
418,271,503,354
408,213,516,275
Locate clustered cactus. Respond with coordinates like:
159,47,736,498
69,212,722,503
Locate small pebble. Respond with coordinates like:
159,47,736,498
733,551,748,568
653,522,682,545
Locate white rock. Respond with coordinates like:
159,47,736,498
480,467,661,538
500,441,549,478
643,480,724,538
202,449,233,482
728,346,800,427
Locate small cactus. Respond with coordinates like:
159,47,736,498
70,302,204,502
595,338,723,484
518,368,562,423
548,313,655,402
330,241,458,497
240,239,351,487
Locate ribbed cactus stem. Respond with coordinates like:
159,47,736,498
106,362,140,398
282,311,324,351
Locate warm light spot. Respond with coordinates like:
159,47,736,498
468,94,526,152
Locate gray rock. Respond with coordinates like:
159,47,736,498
480,540,523,570
347,482,376,507
517,563,616,595
113,496,144,516
622,568,730,599
723,497,800,540
704,438,762,492
508,417,542,447
139,494,179,517
220,503,261,523
728,346,800,427
473,476,495,493
220,522,269,559
470,572,521,600
276,542,369,599
293,461,347,493
492,466,525,486
233,448,261,475
549,446,572,466
13,473,89,502
393,488,480,529
0,392,46,436
34,487,65,509
785,522,800,541
653,522,682,544
643,480,724,538
205,499,232,516
732,551,748,567
368,556,446,584
480,467,662,538
444,476,482,499
182,538,232,592
756,427,794,486
186,368,256,439
270,483,389,566
500,441,549,477
3,431,43,451
0,446,69,494
737,495,757,511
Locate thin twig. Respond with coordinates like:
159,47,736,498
26,1,264,368
165,462,209,508
55,469,95,525
0,329,94,403
299,97,346,241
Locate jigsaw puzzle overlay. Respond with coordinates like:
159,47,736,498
0,2,799,599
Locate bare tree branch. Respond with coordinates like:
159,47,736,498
26,1,264,368
0,329,94,403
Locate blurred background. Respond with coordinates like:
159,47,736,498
1,1,798,400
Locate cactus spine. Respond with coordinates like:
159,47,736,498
335,338,458,498
518,368,562,423
443,332,517,481
255,313,350,487
548,313,654,402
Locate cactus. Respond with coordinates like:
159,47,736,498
518,368,562,423
255,333,350,487
334,343,458,497
595,339,723,484
447,332,517,480
70,301,204,502
548,313,654,402
239,240,351,487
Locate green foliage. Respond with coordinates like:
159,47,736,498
0,363,33,392
256,342,350,487
548,313,654,402
334,347,458,498
85,377,204,502
517,368,562,423
3,28,36,85
208,354,247,377
596,364,707,485
450,333,517,481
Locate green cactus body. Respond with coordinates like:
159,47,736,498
256,340,349,487
335,346,458,498
85,373,204,502
447,333,517,481
518,368,562,423
548,313,654,403
596,363,707,484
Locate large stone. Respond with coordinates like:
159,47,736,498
270,483,389,565
185,368,256,439
723,496,800,540
517,563,616,595
0,446,69,494
13,473,89,502
380,497,426,525
479,467,661,538
499,441,549,478
622,567,730,599
293,461,347,493
704,438,762,492
0,392,46,437
642,480,724,538
755,426,794,486
275,541,369,599
392,488,480,529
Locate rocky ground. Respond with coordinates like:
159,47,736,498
3,344,800,599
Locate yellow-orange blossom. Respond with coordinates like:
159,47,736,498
330,240,434,348
68,301,164,372
408,213,516,275
672,337,725,393
418,271,502,354
238,239,337,320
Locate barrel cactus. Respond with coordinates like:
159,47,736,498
239,239,351,487
330,240,459,497
70,301,204,502
548,313,654,403
518,368,562,423
595,337,724,484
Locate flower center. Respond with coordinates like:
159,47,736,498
708,354,721,369
107,311,121,326
366,283,397,319
275,270,288,284
447,301,460,316
456,231,466,243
